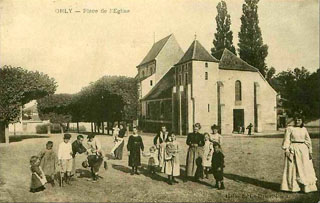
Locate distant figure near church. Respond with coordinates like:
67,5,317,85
246,123,253,135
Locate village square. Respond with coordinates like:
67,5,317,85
0,0,319,202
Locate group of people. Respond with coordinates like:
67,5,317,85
29,133,106,193
126,123,225,189
30,116,318,194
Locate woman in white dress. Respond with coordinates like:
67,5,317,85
281,117,317,193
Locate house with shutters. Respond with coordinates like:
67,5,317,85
137,34,277,134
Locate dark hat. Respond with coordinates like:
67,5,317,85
194,123,201,129
211,124,219,130
63,134,71,140
87,134,95,139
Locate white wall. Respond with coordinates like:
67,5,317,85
219,70,277,134
191,61,219,133
140,74,156,99
156,35,184,82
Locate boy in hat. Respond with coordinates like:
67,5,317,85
58,133,73,186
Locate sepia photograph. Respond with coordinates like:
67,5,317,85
0,0,319,202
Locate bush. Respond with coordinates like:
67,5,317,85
68,125,86,132
36,123,63,134
36,124,48,134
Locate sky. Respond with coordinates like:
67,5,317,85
0,0,318,94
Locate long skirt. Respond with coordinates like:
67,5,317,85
114,141,124,160
128,148,141,167
186,146,203,177
162,156,180,176
30,167,47,192
158,143,165,168
281,143,317,193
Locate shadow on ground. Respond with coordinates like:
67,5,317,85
9,135,49,143
224,173,280,191
112,163,213,187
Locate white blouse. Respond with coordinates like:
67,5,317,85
282,126,312,153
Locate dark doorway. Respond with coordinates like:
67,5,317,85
233,109,244,133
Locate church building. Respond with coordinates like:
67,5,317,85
137,34,277,134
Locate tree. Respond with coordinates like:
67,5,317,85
70,76,138,133
238,0,268,76
266,66,276,84
37,94,73,133
0,66,57,143
211,0,236,59
271,67,320,119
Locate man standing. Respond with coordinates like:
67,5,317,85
71,135,87,178
153,125,169,169
246,123,253,135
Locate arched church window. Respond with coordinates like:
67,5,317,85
235,80,242,101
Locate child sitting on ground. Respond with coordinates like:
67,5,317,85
38,141,59,187
211,142,225,190
30,156,47,193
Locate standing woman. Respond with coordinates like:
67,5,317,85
186,123,205,181
127,126,144,175
112,124,126,160
281,116,317,193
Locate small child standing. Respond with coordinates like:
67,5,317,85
143,146,159,174
162,134,180,185
202,133,214,179
30,156,47,193
58,134,73,186
38,141,59,187
211,142,225,190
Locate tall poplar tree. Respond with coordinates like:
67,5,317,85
211,0,236,59
238,0,268,76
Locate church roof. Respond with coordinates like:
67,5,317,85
219,49,259,72
137,34,172,67
176,40,219,65
141,67,175,101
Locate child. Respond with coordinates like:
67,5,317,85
211,142,225,190
58,133,73,186
202,133,213,179
210,124,222,145
127,126,144,175
38,141,59,187
143,146,159,174
162,133,180,185
30,156,47,193
86,134,105,182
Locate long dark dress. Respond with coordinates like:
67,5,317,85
186,132,205,177
114,128,126,160
211,151,224,181
127,135,144,167
30,165,46,193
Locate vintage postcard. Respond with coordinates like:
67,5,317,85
0,0,319,202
